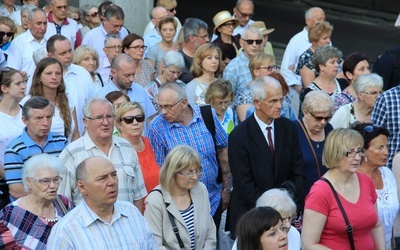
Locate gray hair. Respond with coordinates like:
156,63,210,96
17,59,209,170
32,47,48,65
111,53,134,71
235,0,254,9
22,96,54,119
104,35,121,47
80,4,97,17
103,5,124,21
28,7,45,22
305,7,324,19
302,90,334,114
312,45,342,73
241,26,261,40
21,4,36,17
353,73,383,94
162,50,185,69
83,97,114,117
158,82,187,101
183,18,208,43
251,76,281,101
22,153,63,192
256,188,297,216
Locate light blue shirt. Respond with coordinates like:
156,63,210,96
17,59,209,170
47,200,157,250
143,28,161,57
222,52,252,95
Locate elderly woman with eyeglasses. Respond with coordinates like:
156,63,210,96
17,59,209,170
145,145,216,249
352,123,399,250
0,153,74,249
115,101,159,194
330,73,383,129
80,4,101,36
294,90,334,198
302,128,385,250
122,33,155,87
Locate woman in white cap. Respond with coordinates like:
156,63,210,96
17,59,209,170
212,10,241,53
249,21,275,60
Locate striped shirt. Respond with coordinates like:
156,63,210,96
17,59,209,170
46,200,157,250
147,105,228,215
4,128,67,200
180,202,195,250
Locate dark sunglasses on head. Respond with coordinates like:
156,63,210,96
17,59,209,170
120,115,145,124
242,39,262,45
363,124,380,136
0,32,14,37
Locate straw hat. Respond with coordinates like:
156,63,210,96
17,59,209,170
250,21,275,35
213,10,239,35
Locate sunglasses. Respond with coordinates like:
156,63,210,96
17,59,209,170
88,12,99,18
307,110,332,122
120,115,145,124
242,39,262,45
363,124,380,136
0,31,14,37
167,8,176,12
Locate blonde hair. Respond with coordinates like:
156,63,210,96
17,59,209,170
249,52,274,79
190,43,221,78
159,145,201,193
115,101,145,133
72,45,99,71
322,128,364,169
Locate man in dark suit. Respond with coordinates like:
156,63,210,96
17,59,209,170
226,76,304,239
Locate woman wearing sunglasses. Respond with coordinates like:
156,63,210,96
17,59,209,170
353,123,398,250
115,101,159,194
80,5,101,37
122,33,155,87
330,73,383,129
145,145,216,249
0,16,16,60
212,10,240,53
302,128,385,250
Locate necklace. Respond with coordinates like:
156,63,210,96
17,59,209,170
44,217,58,223
315,141,320,148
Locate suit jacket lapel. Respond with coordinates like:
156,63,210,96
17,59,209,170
248,115,274,162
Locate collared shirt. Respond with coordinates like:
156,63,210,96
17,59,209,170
280,27,310,87
82,23,128,76
232,18,254,36
98,54,111,83
46,200,157,250
0,4,21,25
96,80,157,119
4,128,67,200
58,132,147,205
143,27,161,57
147,105,228,215
254,111,275,146
7,29,47,78
371,86,400,169
222,52,252,95
64,64,95,135
45,13,82,49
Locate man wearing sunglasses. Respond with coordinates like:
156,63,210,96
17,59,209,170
58,97,147,213
232,0,254,36
223,26,261,95
44,0,82,50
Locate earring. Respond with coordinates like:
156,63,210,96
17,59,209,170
365,156,368,162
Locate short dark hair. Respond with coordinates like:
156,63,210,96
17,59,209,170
47,34,68,54
104,5,124,21
122,33,143,53
22,96,54,119
105,90,130,104
352,123,390,150
342,52,369,81
218,43,236,61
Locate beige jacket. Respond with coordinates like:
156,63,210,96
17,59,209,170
144,183,216,249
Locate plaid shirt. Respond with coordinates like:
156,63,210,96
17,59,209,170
222,52,252,95
147,105,228,215
371,85,400,168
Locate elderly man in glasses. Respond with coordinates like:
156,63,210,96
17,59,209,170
223,26,262,95
147,82,231,235
58,96,147,213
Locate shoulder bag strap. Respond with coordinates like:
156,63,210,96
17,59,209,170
298,119,321,177
55,195,68,216
320,177,355,250
96,73,104,87
150,189,185,249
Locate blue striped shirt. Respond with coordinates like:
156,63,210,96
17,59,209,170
4,128,67,199
180,202,195,250
47,200,157,249
147,105,228,216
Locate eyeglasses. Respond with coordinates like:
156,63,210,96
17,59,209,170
193,34,209,40
167,8,176,12
88,12,99,18
31,176,63,187
362,90,383,96
259,65,277,71
178,168,203,178
105,45,122,51
307,110,332,122
214,100,231,108
222,22,236,27
363,124,380,136
242,39,262,45
345,148,365,158
85,114,115,123
0,31,14,37
120,114,145,124
158,98,183,111
235,8,254,18
129,45,147,51
73,18,80,22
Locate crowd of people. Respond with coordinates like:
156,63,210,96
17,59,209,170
0,0,399,249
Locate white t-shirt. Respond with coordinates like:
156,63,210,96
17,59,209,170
0,109,25,167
